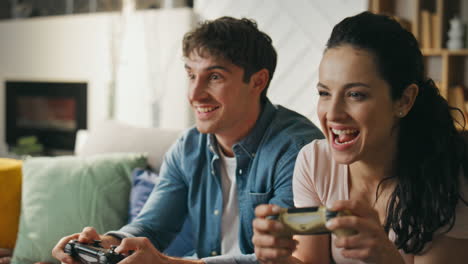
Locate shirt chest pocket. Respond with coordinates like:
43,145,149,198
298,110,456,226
249,189,273,209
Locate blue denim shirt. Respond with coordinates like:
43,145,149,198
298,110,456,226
116,99,323,260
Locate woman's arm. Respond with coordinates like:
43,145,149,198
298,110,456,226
415,235,468,264
292,234,330,264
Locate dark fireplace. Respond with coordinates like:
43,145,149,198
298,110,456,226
6,81,87,153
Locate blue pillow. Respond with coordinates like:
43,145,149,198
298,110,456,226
129,168,159,222
129,168,194,257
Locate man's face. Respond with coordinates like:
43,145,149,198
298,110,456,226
185,52,261,138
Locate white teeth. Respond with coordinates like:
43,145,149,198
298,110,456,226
197,107,217,113
334,137,355,145
331,128,358,135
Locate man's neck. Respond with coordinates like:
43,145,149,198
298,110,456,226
215,102,263,157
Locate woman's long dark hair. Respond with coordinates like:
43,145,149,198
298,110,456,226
326,11,468,254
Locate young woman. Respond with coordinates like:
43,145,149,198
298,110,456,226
252,11,468,264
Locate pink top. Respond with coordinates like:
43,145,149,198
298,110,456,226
293,139,468,264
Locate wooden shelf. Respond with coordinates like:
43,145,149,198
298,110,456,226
422,49,468,56
370,0,468,127
422,49,443,56
444,49,468,56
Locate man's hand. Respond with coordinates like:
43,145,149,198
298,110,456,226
51,227,121,264
0,249,12,264
116,237,169,264
116,237,204,264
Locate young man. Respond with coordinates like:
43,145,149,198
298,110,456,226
53,16,323,264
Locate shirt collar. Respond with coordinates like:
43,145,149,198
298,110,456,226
207,98,276,159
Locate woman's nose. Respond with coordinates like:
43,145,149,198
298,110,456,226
326,97,348,121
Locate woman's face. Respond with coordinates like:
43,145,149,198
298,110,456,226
317,45,400,165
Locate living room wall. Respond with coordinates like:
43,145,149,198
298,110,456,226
0,8,194,152
0,1,368,153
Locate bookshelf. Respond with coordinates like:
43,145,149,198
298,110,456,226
369,0,468,130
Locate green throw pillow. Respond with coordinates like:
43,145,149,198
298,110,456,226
12,153,147,264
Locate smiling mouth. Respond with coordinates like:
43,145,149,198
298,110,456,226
331,128,360,145
196,106,220,114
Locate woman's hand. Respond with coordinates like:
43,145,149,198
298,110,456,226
326,200,404,264
252,204,297,264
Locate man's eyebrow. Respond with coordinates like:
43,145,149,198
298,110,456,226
184,64,232,73
206,65,231,72
317,82,328,89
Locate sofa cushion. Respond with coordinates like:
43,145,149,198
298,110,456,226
12,153,147,264
76,120,182,172
0,158,22,249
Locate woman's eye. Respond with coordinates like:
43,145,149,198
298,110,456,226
348,91,366,100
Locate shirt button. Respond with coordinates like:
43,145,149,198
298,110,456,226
214,209,219,215
239,169,243,174
211,170,215,175
211,251,218,256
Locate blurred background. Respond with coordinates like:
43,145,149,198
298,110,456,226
0,0,386,155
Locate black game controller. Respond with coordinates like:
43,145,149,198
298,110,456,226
268,206,358,237
64,240,125,264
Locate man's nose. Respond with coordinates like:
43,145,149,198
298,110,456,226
188,77,206,101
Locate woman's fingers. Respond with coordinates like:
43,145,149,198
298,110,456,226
253,217,284,234
255,204,282,219
327,214,381,236
252,231,296,249
329,200,379,220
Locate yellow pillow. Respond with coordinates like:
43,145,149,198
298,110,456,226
0,158,22,249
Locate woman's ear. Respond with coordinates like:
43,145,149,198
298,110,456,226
395,84,419,118
250,68,269,95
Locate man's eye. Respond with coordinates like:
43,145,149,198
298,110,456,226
318,91,330,97
209,73,222,80
187,73,195,80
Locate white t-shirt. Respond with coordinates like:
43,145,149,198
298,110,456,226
293,139,468,264
218,149,242,255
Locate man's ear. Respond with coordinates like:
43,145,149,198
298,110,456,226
250,68,269,95
394,83,419,118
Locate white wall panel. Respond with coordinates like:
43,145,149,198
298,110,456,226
194,0,367,126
